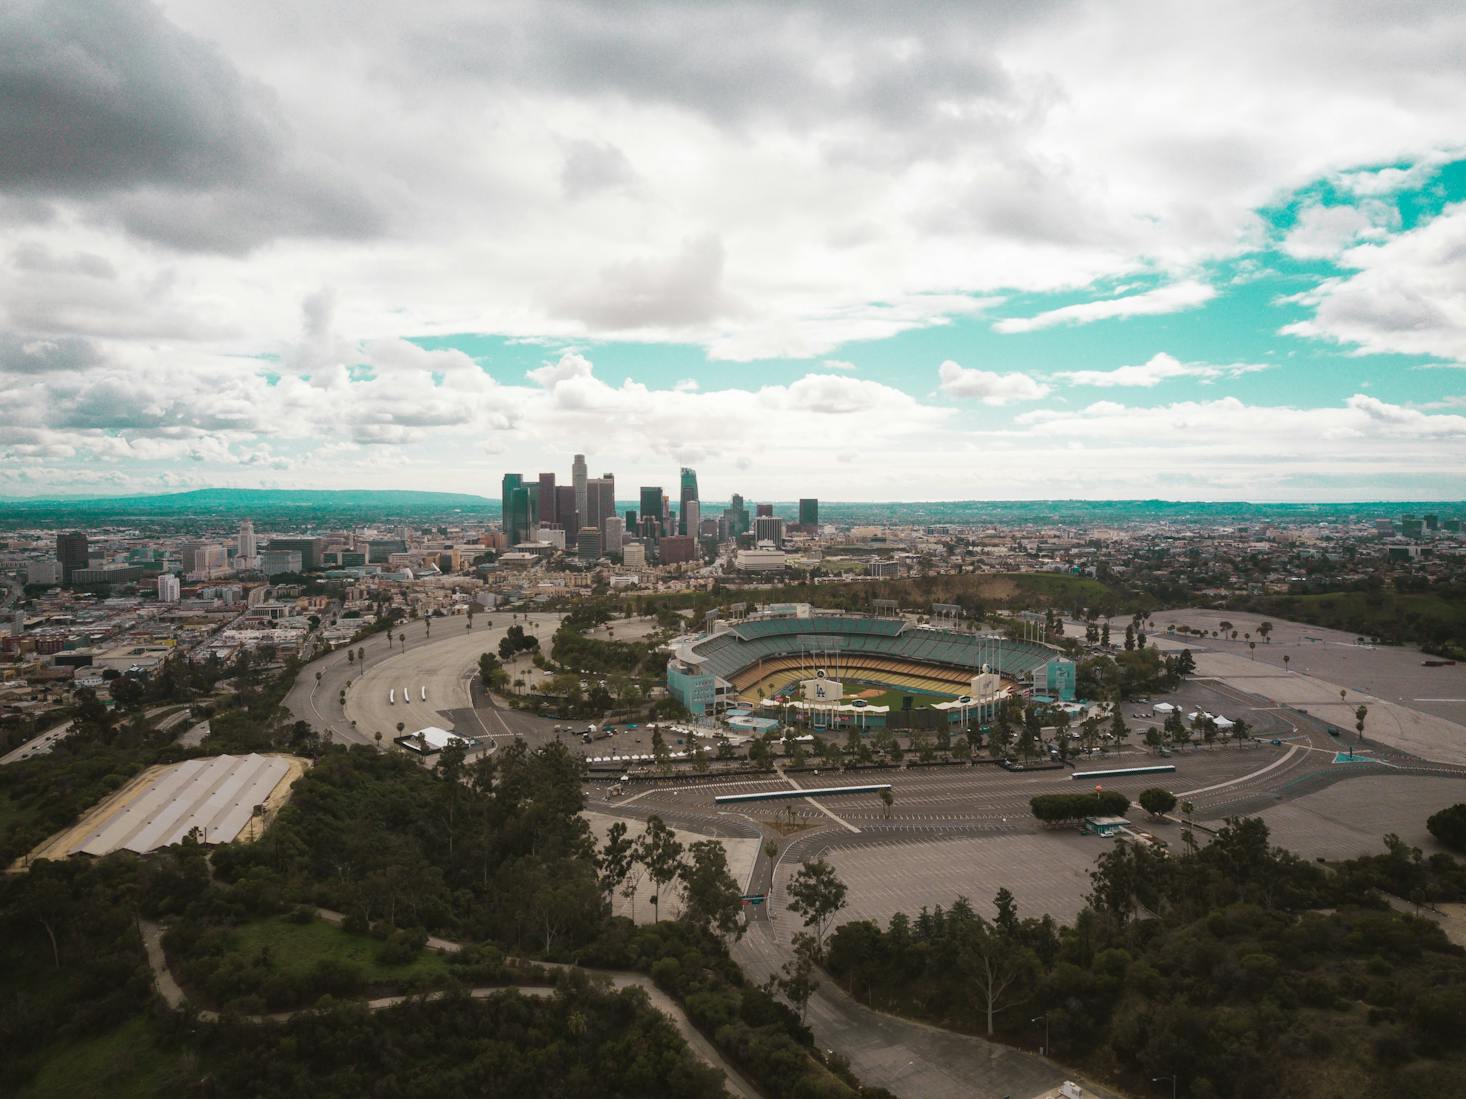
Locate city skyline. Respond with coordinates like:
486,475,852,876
2,3,1465,502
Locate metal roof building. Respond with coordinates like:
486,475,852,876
76,753,292,856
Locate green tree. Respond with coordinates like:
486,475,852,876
637,815,685,921
679,839,745,940
1427,804,1466,853
1139,787,1178,818
786,858,848,953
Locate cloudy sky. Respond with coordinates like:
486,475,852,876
3,0,1465,502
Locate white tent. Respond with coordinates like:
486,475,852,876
1153,702,1177,714
1214,716,1235,729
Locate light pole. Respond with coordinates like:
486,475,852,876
1153,1074,1177,1099
1030,1014,1048,1056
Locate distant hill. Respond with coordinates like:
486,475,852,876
0,487,498,525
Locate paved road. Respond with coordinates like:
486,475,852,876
282,612,562,749
0,719,73,766
734,922,1119,1099
139,914,759,1098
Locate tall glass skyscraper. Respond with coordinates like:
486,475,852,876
679,467,699,535
501,473,522,537
639,486,664,537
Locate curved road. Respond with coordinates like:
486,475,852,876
283,612,562,748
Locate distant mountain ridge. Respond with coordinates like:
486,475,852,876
0,487,497,524
0,487,1459,528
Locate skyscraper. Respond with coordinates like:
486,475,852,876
602,515,625,556
572,453,588,529
756,503,774,517
508,485,535,544
586,477,615,531
555,485,578,535
683,499,700,539
798,498,819,529
538,473,557,525
501,473,522,534
639,487,664,537
56,531,88,582
237,519,257,567
679,467,699,535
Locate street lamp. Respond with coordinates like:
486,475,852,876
1030,1014,1049,1056
1153,1074,1177,1099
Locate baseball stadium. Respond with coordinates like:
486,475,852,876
666,608,1075,729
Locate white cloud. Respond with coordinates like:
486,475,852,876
1281,201,1466,361
822,359,857,371
1281,200,1397,260
937,361,1051,404
1058,352,1270,387
994,281,1216,334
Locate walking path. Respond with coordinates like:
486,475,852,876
137,914,758,1099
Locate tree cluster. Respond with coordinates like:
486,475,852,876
826,817,1466,1098
1029,791,1131,824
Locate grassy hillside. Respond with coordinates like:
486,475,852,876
1232,589,1466,655
636,571,1148,619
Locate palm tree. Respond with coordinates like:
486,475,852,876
880,787,894,819
762,839,779,891
374,730,383,751
315,671,322,688
1248,641,1256,660
1283,654,1290,673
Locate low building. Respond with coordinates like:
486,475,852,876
735,548,786,572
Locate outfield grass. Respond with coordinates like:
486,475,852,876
21,1017,177,1099
229,915,452,984
842,681,955,710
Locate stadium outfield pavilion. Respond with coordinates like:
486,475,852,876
666,606,1075,731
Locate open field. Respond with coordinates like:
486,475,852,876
1230,589,1466,652
226,915,453,985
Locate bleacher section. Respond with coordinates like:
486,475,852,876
693,615,1057,687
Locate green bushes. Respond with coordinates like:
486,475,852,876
1428,804,1466,853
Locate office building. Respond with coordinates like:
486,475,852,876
754,515,785,546
756,503,774,518
799,498,819,529
624,509,638,530
622,542,646,569
27,559,61,585
260,549,303,575
735,548,786,572
683,499,700,540
56,531,89,582
602,515,625,556
576,527,603,558
572,454,588,528
501,473,522,534
679,467,699,534
659,534,696,564
536,526,566,549
639,487,664,537
157,573,181,602
730,493,749,536
586,476,615,532
555,485,578,535
537,473,558,525
263,537,322,571
507,484,537,545
1424,514,1439,531
237,519,258,567
181,542,228,578
72,565,144,585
